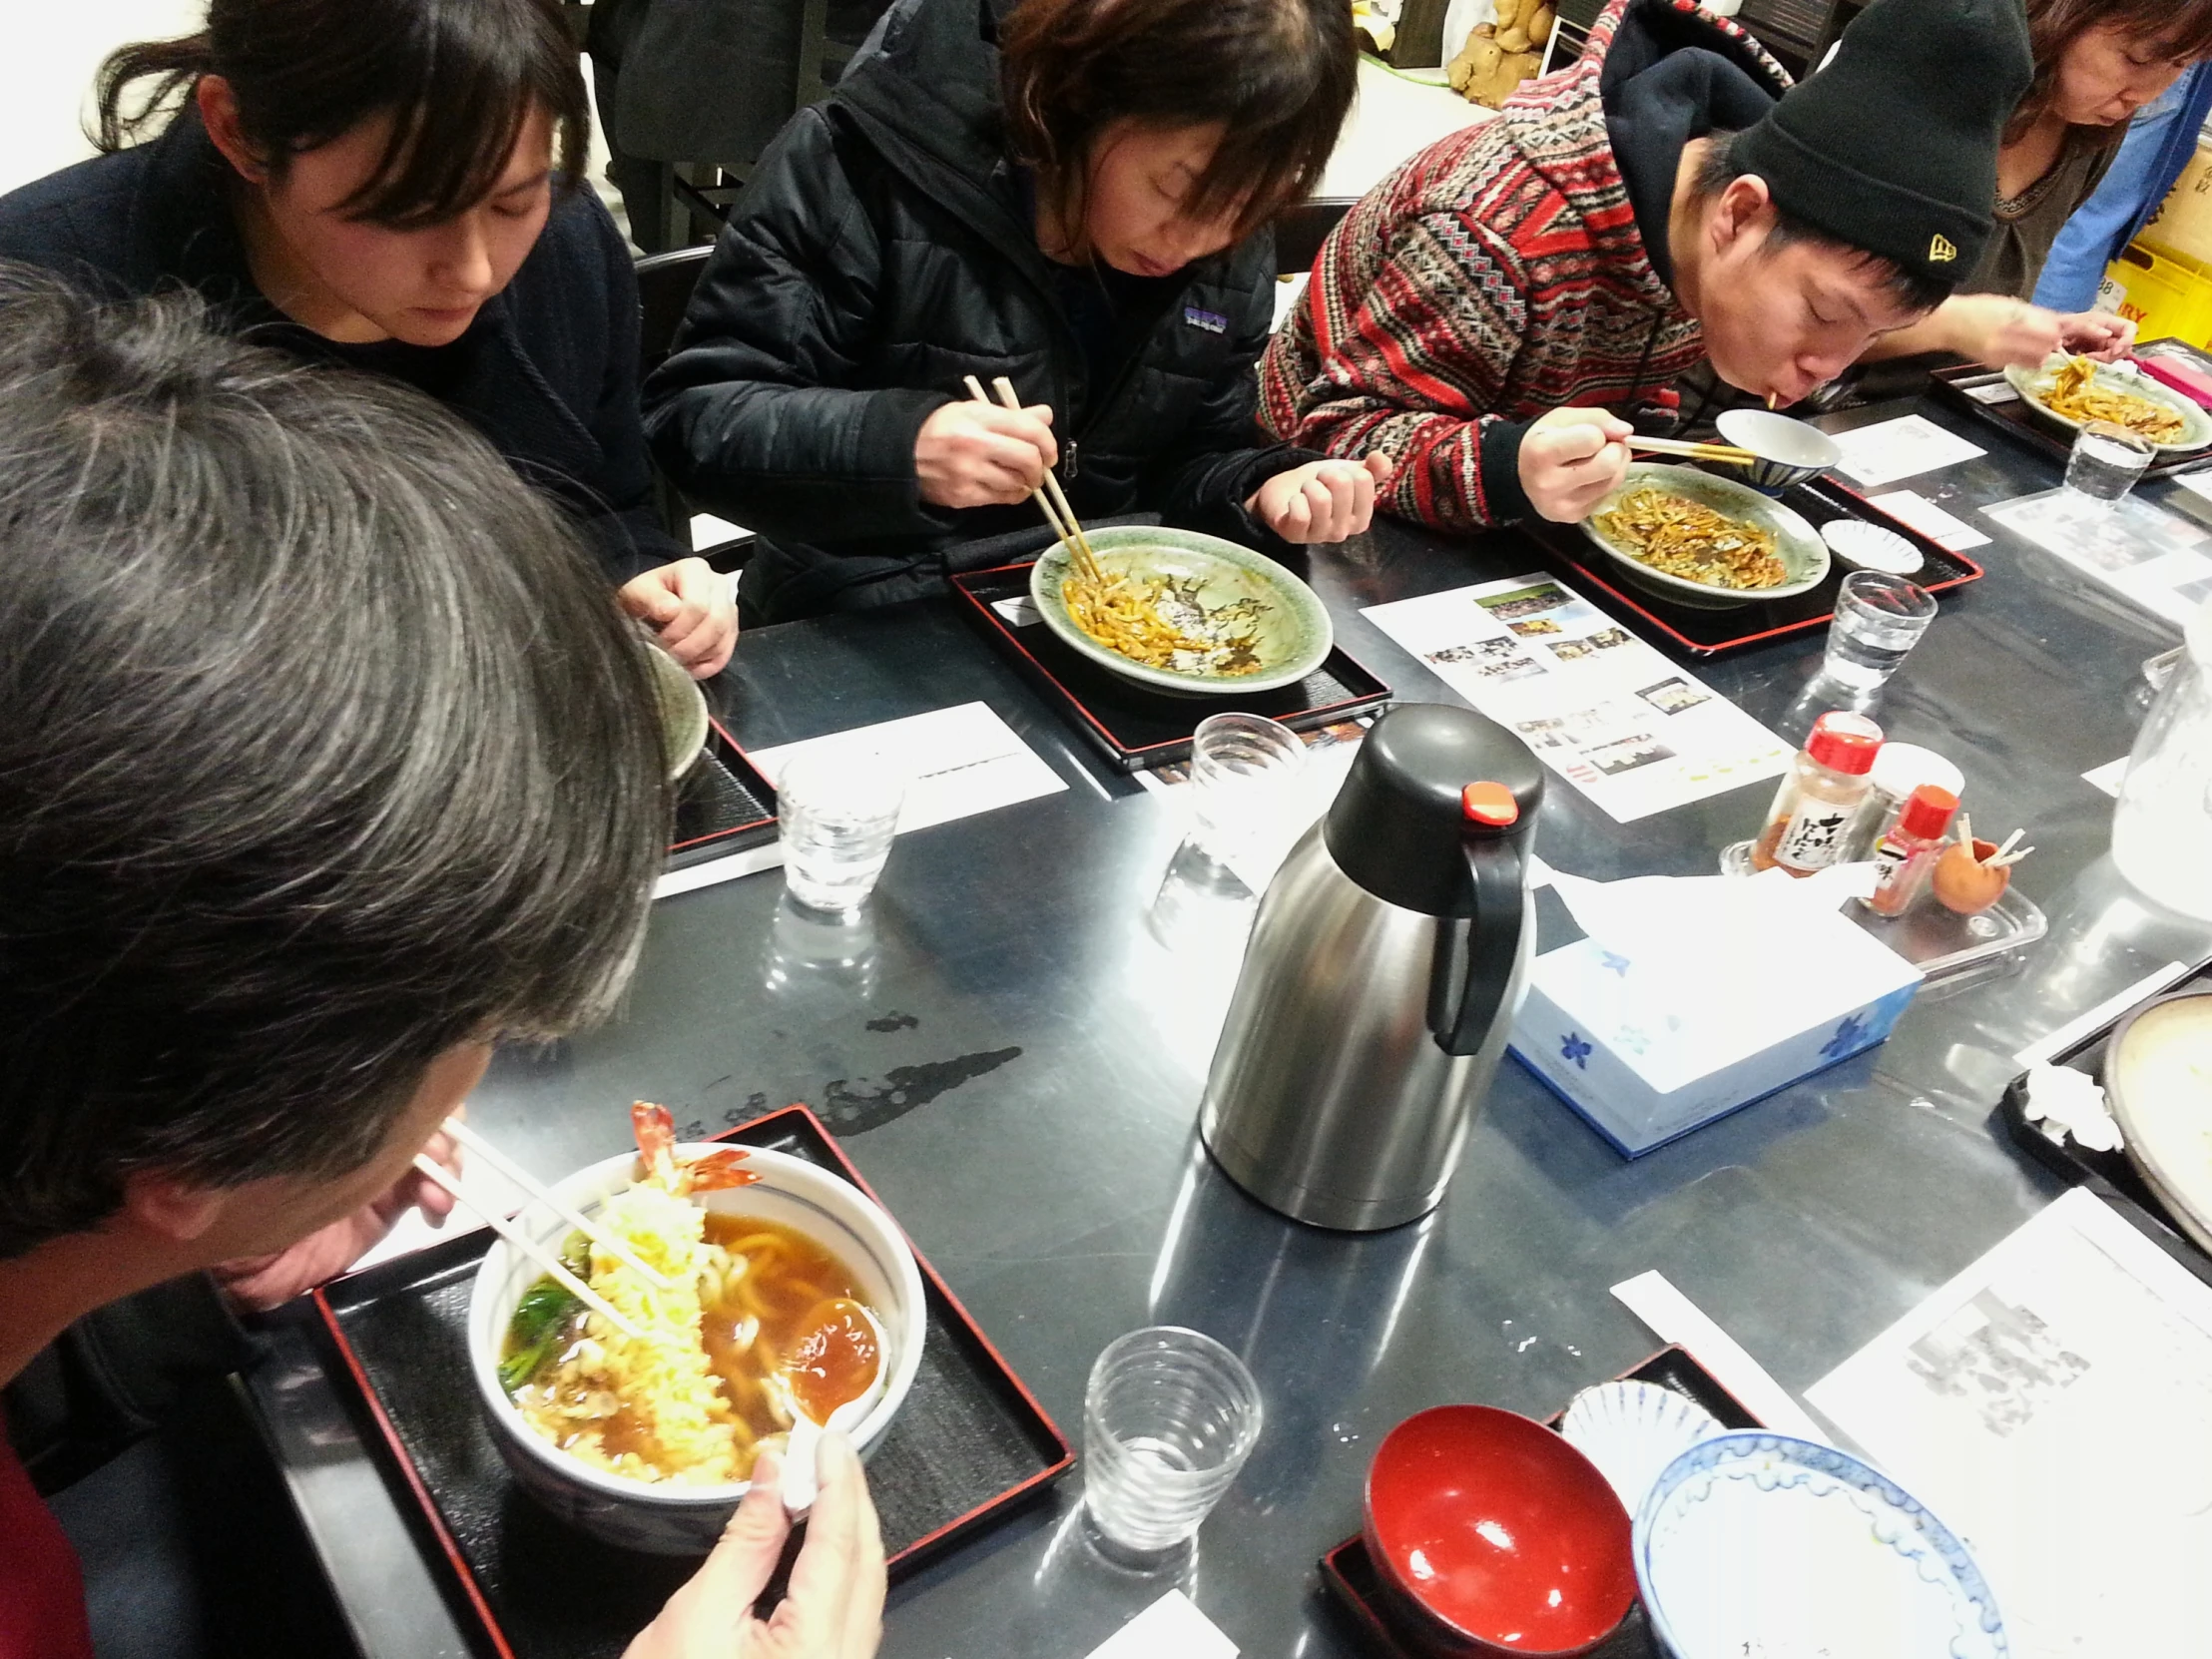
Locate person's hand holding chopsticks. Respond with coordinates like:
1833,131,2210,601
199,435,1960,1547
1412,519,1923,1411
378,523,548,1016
212,1119,465,1311
913,397,1058,507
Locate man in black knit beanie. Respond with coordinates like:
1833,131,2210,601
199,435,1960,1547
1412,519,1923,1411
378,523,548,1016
1262,0,2036,532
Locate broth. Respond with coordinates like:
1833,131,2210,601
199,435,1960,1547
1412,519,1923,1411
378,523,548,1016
501,1210,873,1482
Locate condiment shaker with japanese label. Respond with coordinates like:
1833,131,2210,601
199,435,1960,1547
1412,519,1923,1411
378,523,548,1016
1843,743,1965,862
1866,784,1958,916
1752,712,1884,875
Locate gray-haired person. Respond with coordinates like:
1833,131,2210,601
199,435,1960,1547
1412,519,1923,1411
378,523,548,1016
0,269,883,1659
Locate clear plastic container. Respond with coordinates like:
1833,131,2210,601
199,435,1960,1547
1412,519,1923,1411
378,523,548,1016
2112,599,2212,921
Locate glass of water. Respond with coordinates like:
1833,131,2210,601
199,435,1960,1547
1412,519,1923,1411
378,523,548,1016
1188,713,1305,854
1083,1326,1263,1556
778,751,904,915
2064,418,2155,503
1821,571,1936,691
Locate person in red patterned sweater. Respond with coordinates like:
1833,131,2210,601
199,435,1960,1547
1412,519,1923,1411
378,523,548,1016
1260,0,2034,531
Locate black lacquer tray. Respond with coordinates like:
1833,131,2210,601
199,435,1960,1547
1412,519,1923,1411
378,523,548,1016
1995,960,2212,1292
1523,473,1983,657
1927,359,2212,482
666,714,779,872
948,559,1391,772
1317,1345,1763,1659
310,1106,1072,1659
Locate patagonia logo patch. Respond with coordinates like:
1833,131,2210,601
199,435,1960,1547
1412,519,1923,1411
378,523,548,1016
1929,234,1958,264
1184,306,1229,333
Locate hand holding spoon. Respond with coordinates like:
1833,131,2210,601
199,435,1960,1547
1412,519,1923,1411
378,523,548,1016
778,1297,886,1514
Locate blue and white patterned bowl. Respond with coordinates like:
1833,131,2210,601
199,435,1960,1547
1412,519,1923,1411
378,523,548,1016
1634,1432,2006,1659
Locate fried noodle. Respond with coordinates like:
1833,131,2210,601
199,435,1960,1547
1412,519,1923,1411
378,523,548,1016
1592,488,1788,590
2041,355,2186,443
1061,561,1267,677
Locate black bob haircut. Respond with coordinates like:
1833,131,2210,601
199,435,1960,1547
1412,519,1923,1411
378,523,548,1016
0,266,671,1258
1693,132,1953,316
95,0,589,230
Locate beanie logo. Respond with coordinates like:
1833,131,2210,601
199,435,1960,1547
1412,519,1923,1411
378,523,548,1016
1929,234,1959,264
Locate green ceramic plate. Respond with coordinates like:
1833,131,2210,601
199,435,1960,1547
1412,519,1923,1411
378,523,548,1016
1029,525,1333,696
1579,464,1830,612
2004,354,2212,456
646,641,710,780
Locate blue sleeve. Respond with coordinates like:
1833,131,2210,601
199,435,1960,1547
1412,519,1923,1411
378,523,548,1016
2035,66,2212,313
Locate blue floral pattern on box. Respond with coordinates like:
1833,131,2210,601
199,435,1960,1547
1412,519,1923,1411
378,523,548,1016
1560,1031,1593,1069
1821,1011,1871,1061
1633,1431,2006,1659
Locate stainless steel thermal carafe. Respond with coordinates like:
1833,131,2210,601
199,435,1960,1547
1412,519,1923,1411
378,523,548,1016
1198,704,1543,1230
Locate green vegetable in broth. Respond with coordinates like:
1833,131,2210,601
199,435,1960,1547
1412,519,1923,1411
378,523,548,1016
499,1274,584,1393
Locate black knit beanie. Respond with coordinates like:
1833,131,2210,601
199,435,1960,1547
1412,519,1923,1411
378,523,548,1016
1732,0,2033,287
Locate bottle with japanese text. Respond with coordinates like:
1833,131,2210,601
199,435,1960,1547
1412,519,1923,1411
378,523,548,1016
1866,784,1958,915
1751,712,1884,876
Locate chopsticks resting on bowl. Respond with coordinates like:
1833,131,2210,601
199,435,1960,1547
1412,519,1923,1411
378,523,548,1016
440,1116,672,1289
960,373,1104,586
1629,434,1761,467
409,1154,645,1341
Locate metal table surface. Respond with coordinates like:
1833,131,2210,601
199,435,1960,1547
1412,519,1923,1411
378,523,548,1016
246,395,2212,1659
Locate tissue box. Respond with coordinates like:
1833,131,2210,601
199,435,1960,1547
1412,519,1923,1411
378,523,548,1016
1508,915,1922,1156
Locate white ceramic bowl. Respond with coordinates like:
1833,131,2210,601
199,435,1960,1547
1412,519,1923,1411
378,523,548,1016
467,1143,926,1554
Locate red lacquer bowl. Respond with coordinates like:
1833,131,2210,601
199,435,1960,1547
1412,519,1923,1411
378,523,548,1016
1364,1405,1636,1657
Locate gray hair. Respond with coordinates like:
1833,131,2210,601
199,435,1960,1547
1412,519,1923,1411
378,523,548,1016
0,267,672,1256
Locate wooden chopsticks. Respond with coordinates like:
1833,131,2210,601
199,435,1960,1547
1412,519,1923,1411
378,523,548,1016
442,1116,671,1289
1630,434,1761,467
410,1154,644,1341
960,373,1105,586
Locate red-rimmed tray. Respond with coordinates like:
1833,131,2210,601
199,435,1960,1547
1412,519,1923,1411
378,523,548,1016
1317,1345,1763,1659
1927,355,2212,481
1523,473,1984,658
309,1106,1072,1659
948,559,1392,772
666,713,779,871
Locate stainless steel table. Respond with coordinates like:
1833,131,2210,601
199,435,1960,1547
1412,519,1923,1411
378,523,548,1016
247,396,2212,1659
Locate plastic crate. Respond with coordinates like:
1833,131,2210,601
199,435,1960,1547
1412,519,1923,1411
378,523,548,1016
2102,241,2212,350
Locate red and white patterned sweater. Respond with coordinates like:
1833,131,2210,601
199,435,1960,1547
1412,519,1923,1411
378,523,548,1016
1258,0,1792,530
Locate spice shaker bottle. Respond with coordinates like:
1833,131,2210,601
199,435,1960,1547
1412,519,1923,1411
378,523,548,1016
1844,743,1965,861
1866,784,1958,916
1752,711,1884,875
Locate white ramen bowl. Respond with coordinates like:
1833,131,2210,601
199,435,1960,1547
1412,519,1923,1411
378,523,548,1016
467,1143,926,1555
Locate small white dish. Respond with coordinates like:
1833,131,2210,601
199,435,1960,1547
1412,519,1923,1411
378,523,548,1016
1635,1432,2006,1659
1821,518,1925,576
1559,1381,1725,1515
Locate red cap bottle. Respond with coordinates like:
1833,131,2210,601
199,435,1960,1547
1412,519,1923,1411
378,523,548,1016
1805,712,1884,777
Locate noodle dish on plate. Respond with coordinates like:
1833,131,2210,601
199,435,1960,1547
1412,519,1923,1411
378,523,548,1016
2005,353,2212,455
1578,464,1830,610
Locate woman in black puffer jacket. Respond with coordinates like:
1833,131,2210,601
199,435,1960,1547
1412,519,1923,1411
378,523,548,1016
644,0,1384,621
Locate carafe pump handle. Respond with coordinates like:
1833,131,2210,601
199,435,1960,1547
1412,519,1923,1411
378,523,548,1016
1426,833,1526,1057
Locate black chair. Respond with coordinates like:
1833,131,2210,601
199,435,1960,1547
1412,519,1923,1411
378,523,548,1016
634,245,752,563
1273,197,1358,277
636,244,716,374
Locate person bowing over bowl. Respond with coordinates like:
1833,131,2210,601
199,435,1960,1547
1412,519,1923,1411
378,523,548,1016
1258,0,2032,532
0,0,737,680
643,0,1391,625
0,274,877,1659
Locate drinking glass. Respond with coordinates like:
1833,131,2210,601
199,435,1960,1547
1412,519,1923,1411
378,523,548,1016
778,751,905,914
1188,713,1305,853
1082,1326,1263,1555
2064,419,2155,503
1821,571,1936,691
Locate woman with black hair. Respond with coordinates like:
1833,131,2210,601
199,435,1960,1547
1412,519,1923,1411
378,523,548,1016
0,0,737,679
644,0,1385,622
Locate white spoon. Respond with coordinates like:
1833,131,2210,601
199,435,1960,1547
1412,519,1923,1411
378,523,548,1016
777,1299,888,1515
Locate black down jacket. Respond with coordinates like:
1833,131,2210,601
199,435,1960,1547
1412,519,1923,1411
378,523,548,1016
641,0,1323,621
